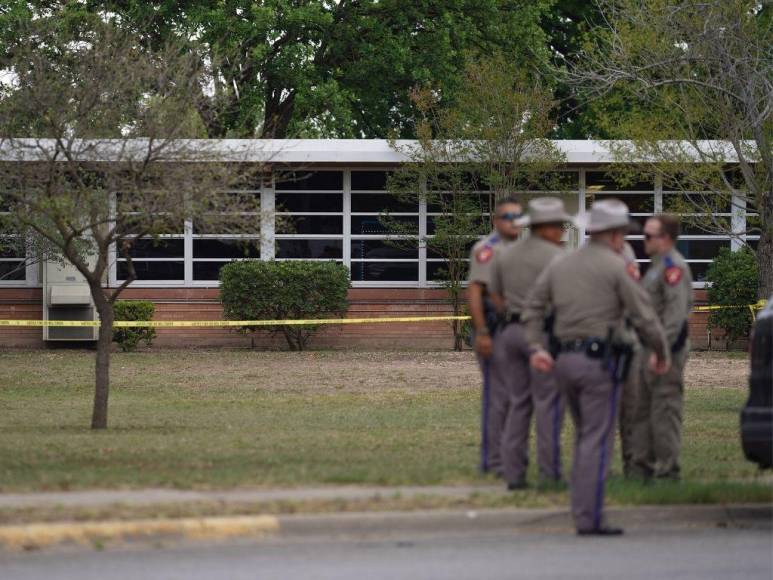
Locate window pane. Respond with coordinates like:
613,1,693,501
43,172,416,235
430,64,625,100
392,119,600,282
676,239,730,260
688,262,710,282
351,216,418,235
680,221,730,235
351,240,418,260
350,261,418,282
0,261,25,280
276,215,343,235
193,261,230,281
427,215,489,235
193,216,261,235
351,171,391,191
663,193,732,213
117,260,184,280
126,238,184,258
586,193,654,213
351,193,417,213
625,239,647,260
277,239,343,259
275,171,343,190
586,171,653,191
0,238,23,258
276,193,343,212
194,239,260,259
428,193,494,213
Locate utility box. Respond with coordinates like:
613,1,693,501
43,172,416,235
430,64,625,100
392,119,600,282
43,258,98,341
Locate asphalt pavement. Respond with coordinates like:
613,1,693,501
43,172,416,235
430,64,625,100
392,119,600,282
1,525,771,580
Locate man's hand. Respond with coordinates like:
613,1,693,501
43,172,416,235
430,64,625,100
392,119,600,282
530,348,554,373
649,352,671,375
474,333,494,359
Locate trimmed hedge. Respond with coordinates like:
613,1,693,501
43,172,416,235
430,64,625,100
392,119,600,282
112,300,156,352
220,260,350,351
706,247,759,347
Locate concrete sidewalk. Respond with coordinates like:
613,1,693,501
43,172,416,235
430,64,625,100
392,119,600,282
0,484,506,510
0,485,770,550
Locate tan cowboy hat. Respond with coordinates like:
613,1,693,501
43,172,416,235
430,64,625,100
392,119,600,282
582,199,634,233
514,197,573,227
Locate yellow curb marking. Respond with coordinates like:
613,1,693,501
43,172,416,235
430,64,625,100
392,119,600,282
0,515,280,550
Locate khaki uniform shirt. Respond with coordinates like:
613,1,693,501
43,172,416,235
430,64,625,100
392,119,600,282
641,249,693,347
523,240,668,359
468,231,508,288
490,235,564,315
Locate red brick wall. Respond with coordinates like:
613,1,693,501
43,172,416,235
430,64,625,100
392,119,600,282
0,286,723,350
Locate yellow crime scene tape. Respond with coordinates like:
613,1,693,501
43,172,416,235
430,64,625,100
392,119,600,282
0,300,766,327
0,315,471,328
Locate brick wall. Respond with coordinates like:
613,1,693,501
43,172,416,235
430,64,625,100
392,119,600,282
0,286,724,350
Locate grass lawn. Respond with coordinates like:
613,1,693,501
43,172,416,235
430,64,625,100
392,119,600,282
0,349,770,507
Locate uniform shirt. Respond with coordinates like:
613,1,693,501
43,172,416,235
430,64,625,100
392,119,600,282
641,249,693,346
523,240,668,359
467,231,509,288
490,235,564,315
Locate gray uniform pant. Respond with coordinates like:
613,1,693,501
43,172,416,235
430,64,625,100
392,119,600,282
554,352,620,532
619,347,643,477
494,323,564,484
478,349,506,474
630,344,689,480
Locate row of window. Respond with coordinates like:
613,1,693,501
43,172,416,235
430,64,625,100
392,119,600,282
1,170,753,286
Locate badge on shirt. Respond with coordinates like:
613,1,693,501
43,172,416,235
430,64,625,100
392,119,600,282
664,265,683,285
476,247,494,264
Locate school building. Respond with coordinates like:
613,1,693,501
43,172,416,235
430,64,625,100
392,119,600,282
0,140,752,349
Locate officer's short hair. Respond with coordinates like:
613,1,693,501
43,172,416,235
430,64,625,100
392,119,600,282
495,196,520,211
654,214,681,241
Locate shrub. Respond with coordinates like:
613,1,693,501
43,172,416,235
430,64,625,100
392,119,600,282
112,300,156,352
220,260,350,351
705,247,759,347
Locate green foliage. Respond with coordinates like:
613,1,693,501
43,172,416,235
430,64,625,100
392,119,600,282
387,55,566,350
112,301,156,352
13,0,553,138
706,247,759,346
220,260,350,351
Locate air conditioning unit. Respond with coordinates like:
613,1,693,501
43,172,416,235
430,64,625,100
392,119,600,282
43,258,98,341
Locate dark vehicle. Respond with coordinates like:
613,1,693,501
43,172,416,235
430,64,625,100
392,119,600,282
741,295,773,469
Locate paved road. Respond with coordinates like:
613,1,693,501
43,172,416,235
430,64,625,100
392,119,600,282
2,526,771,580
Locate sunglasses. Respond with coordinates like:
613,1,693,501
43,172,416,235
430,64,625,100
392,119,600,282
496,212,524,221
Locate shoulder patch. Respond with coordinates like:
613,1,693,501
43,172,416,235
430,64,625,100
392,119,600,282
664,265,683,286
626,261,641,281
476,246,494,264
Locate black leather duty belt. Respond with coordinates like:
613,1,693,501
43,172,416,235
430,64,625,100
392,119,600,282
557,337,608,359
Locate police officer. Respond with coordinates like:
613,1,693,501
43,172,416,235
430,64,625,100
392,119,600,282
524,199,670,535
467,196,523,474
630,214,693,481
489,197,571,489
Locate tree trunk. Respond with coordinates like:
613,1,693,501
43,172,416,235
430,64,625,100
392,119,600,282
758,227,773,299
91,296,114,430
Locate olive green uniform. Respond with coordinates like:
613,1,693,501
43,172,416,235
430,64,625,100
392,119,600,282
490,235,565,485
468,231,512,473
630,249,693,480
524,241,668,532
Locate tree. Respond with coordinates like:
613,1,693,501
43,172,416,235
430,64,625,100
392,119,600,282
388,55,566,350
0,19,269,429
16,0,554,139
568,0,773,297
